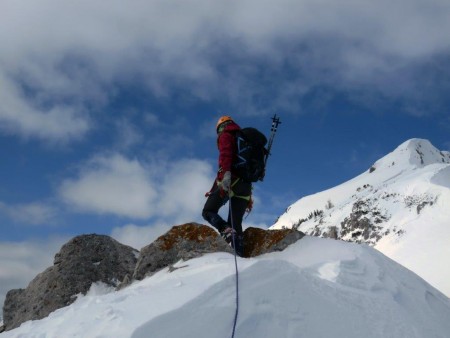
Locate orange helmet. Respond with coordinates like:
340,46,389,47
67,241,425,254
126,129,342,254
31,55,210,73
216,116,233,131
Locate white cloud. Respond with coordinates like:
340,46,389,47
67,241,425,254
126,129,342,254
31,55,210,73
59,153,215,221
110,223,172,250
0,201,58,226
156,159,214,222
59,154,217,254
59,154,158,218
0,71,91,142
0,0,449,133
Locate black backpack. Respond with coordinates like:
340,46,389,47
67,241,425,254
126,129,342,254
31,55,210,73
233,127,268,182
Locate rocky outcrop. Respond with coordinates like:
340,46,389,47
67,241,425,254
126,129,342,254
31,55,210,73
243,227,305,257
2,224,305,331
133,223,233,280
2,234,138,331
340,199,389,245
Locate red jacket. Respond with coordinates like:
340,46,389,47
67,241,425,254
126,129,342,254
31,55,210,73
217,121,241,180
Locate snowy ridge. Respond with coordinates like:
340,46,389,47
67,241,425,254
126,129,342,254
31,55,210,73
271,139,450,297
2,238,450,338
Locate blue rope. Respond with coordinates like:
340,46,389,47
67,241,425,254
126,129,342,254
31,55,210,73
228,193,239,338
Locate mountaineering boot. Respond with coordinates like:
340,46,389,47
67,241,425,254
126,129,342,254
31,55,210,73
220,226,236,244
203,211,228,233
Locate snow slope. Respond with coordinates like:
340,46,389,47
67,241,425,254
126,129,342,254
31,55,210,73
271,139,450,297
2,237,450,338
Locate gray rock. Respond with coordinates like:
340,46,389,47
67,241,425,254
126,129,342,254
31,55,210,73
2,234,138,331
2,224,307,331
243,227,305,257
133,223,232,280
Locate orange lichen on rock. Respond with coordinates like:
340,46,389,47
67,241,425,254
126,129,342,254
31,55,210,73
243,227,304,257
157,223,220,251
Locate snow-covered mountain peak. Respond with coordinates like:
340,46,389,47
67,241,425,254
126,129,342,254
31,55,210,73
271,138,450,297
370,138,450,174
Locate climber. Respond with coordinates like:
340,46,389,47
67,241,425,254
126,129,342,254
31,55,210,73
202,116,252,257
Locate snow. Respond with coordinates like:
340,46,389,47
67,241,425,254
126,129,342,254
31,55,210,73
271,139,450,297
2,237,450,338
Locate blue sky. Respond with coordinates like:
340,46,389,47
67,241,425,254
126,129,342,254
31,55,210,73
1,0,450,311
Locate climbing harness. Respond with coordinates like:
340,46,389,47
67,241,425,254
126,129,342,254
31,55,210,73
205,178,253,214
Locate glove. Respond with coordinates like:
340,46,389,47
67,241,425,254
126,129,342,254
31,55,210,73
219,171,232,192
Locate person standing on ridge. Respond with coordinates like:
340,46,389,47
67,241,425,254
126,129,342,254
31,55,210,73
202,116,252,257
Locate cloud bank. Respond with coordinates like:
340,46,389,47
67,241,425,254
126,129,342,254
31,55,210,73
1,0,450,141
0,71,90,142
59,153,214,221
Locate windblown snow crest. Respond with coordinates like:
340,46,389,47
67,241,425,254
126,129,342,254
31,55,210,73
271,138,450,297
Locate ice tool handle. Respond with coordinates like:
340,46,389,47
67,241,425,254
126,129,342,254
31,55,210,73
264,114,282,166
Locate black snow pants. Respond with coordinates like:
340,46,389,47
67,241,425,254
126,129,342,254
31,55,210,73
202,178,252,235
